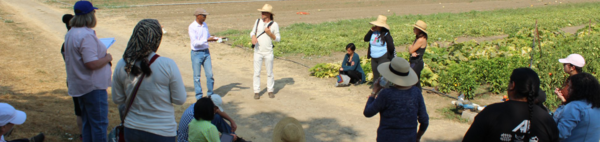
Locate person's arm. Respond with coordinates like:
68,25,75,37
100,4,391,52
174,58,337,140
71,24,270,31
216,110,238,132
363,83,386,117
250,19,259,45
207,126,221,142
189,25,208,48
168,59,187,105
364,30,373,42
111,60,126,105
416,89,429,141
341,54,350,71
80,34,112,70
462,110,490,142
555,103,582,140
385,34,396,59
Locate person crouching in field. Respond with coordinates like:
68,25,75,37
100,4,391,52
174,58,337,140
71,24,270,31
364,15,396,85
187,98,221,142
336,43,365,87
178,95,245,142
63,1,112,141
111,19,187,142
463,68,559,142
552,73,600,142
363,58,428,142
251,4,280,99
409,20,428,89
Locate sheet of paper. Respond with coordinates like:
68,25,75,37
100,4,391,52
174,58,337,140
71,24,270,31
99,38,116,49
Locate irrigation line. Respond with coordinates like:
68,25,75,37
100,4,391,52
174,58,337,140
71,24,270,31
423,88,458,100
224,43,311,68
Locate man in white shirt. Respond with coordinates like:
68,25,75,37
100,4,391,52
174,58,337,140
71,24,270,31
189,8,218,100
251,4,281,99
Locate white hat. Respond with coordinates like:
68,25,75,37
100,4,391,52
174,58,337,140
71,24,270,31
0,103,27,126
559,54,585,67
377,57,419,86
210,95,224,112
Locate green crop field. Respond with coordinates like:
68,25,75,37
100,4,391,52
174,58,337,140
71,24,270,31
219,2,600,57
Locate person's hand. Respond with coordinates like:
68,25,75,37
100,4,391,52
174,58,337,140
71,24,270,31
252,36,258,45
265,27,271,34
371,78,383,97
105,53,113,61
556,88,566,103
340,67,343,71
231,134,238,141
411,52,418,57
231,122,238,132
351,61,355,66
371,26,376,31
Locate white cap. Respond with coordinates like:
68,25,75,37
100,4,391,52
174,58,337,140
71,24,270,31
210,94,224,112
0,103,27,126
559,54,586,67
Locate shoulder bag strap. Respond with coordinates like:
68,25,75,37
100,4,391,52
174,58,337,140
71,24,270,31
120,54,161,124
256,21,274,38
253,19,260,36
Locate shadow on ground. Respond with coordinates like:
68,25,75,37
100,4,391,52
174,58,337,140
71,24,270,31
258,77,295,97
223,101,359,142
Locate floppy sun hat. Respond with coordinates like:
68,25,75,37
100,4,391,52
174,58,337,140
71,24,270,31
258,4,274,14
73,1,98,16
272,117,305,142
413,20,428,34
377,58,419,86
370,15,390,30
558,54,585,67
0,103,27,126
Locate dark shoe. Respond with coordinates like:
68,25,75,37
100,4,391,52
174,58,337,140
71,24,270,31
254,93,260,100
29,133,44,142
268,92,274,98
236,137,251,142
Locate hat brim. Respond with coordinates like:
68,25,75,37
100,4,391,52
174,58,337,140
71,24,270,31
414,25,428,34
558,58,570,64
10,110,27,125
377,62,419,87
370,21,390,30
273,117,305,142
258,9,274,14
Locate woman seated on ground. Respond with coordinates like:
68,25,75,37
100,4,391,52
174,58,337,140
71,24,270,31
111,19,187,142
553,73,600,142
463,68,559,142
188,97,221,142
363,57,428,142
337,43,365,86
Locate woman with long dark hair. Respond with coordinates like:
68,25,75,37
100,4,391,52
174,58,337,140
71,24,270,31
409,20,428,89
463,68,559,142
364,15,396,83
553,73,600,142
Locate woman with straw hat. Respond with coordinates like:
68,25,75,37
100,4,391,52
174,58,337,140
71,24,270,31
409,20,428,89
363,58,429,142
364,15,396,83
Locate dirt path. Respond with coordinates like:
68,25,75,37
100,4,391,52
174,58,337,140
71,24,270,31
2,0,596,141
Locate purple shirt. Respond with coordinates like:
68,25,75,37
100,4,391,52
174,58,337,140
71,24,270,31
64,27,111,97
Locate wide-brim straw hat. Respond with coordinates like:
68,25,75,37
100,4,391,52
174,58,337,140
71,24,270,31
257,4,274,14
413,20,428,34
273,117,305,142
370,15,390,30
377,58,419,86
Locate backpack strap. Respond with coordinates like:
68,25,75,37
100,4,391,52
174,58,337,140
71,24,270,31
120,54,160,124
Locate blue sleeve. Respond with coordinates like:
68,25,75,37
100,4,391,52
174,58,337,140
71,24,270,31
416,89,429,132
364,90,386,117
342,54,360,71
555,103,583,140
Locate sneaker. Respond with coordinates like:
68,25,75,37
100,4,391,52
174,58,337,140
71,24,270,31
29,133,44,142
254,93,260,100
268,92,274,98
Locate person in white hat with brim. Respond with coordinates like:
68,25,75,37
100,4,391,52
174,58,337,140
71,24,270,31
363,58,428,141
364,15,396,84
251,4,281,99
555,53,585,102
0,103,44,142
189,8,219,100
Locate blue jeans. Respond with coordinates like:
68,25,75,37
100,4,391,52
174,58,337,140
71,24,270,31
124,127,175,142
212,113,234,134
78,90,108,142
191,49,214,99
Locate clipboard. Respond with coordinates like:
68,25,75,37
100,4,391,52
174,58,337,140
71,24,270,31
100,38,116,49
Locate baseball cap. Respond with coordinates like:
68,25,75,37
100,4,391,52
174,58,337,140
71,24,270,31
210,94,224,112
0,103,27,126
193,8,209,16
558,54,585,67
74,1,98,16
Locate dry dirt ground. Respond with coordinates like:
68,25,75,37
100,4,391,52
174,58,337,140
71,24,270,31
0,0,596,141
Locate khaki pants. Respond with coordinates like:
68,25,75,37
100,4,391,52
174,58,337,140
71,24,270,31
253,52,274,93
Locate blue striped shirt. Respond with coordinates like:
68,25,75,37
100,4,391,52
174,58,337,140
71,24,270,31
177,103,196,142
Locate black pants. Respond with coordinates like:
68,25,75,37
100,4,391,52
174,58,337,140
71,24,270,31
340,71,362,84
371,53,391,82
410,60,424,89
